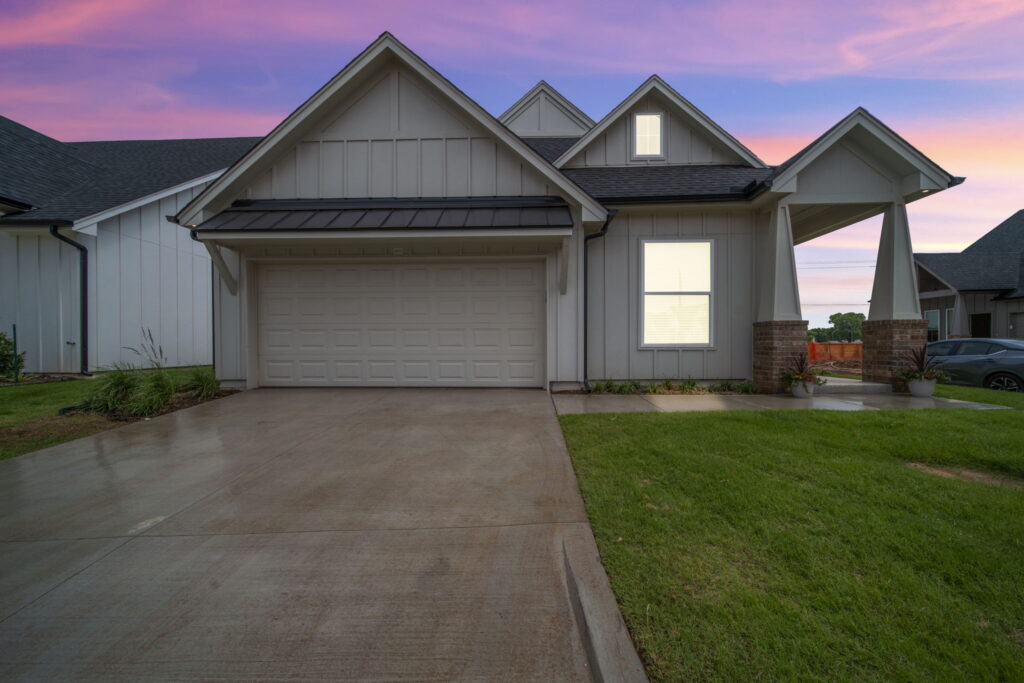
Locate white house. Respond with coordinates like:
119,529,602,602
0,115,258,373
172,33,961,392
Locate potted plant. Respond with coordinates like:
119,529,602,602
783,353,826,398
898,345,949,397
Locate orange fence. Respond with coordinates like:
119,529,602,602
807,341,863,362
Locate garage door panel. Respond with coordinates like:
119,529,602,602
258,262,546,387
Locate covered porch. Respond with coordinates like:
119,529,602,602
751,108,963,392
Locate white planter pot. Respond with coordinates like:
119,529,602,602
791,382,815,398
908,378,937,398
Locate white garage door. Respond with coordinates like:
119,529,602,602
257,261,546,387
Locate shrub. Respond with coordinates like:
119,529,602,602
86,364,142,413
123,327,167,369
128,369,176,417
0,332,25,381
184,366,220,399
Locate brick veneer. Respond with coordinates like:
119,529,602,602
753,320,809,393
862,319,928,391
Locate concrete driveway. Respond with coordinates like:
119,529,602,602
0,389,641,681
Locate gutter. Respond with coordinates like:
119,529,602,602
582,209,618,391
48,225,90,375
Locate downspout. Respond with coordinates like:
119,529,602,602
582,209,618,391
48,225,90,375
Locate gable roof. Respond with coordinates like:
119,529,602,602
552,75,766,169
915,210,1024,296
562,165,773,203
766,107,962,192
0,114,259,226
498,81,595,136
177,33,608,228
521,136,581,163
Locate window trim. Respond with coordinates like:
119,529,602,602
632,112,665,160
639,238,714,349
945,307,954,339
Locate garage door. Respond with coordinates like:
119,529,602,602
257,261,546,387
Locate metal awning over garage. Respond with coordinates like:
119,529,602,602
194,197,575,232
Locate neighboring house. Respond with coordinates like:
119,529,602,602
915,210,1024,342
174,33,961,391
0,115,258,373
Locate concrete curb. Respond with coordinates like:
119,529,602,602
563,535,648,683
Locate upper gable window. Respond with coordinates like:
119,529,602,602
634,113,663,158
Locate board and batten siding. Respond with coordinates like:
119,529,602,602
0,182,213,373
587,207,755,381
0,231,81,372
564,92,745,168
241,66,557,200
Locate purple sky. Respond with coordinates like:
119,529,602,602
3,0,1023,326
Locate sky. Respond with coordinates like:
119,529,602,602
3,0,1023,327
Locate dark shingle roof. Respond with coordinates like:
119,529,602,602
0,115,260,225
521,137,581,163
196,197,574,232
561,165,774,202
916,210,1024,296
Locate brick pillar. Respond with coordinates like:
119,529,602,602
753,320,809,393
862,319,928,391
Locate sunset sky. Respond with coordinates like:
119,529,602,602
3,0,1022,327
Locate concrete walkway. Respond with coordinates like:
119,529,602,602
0,389,643,681
554,392,1007,415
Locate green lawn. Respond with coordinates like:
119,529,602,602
560,385,1024,681
0,368,202,460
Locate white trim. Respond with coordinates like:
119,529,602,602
196,228,573,241
498,80,595,132
177,34,607,227
554,75,765,169
919,288,955,299
639,238,715,349
205,242,238,296
72,170,223,233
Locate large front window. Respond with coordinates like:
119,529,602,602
642,240,712,346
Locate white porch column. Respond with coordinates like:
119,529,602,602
951,294,970,337
755,203,803,322
869,202,921,320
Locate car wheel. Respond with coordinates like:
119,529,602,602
984,373,1023,392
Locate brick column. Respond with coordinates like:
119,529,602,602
862,319,928,391
753,320,809,393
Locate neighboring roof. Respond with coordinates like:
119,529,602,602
0,115,99,209
195,197,574,232
499,81,595,136
552,75,766,169
178,33,609,228
0,116,259,226
562,165,774,203
915,211,1024,296
521,137,581,163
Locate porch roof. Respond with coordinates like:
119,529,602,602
193,197,575,233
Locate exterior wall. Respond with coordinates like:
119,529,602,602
586,207,755,381
241,65,557,200
0,230,81,373
502,89,591,137
916,265,948,293
918,291,1024,340
212,230,585,387
88,184,213,370
564,92,744,168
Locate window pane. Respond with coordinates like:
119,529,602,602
928,341,956,356
643,294,710,344
644,241,711,292
635,114,661,156
957,342,991,356
924,310,939,329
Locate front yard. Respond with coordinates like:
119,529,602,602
0,368,219,460
560,385,1024,681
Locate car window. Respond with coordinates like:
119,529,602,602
928,341,957,356
988,344,1006,354
957,342,992,356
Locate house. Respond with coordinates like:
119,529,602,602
915,210,1024,341
0,115,258,373
174,33,961,392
